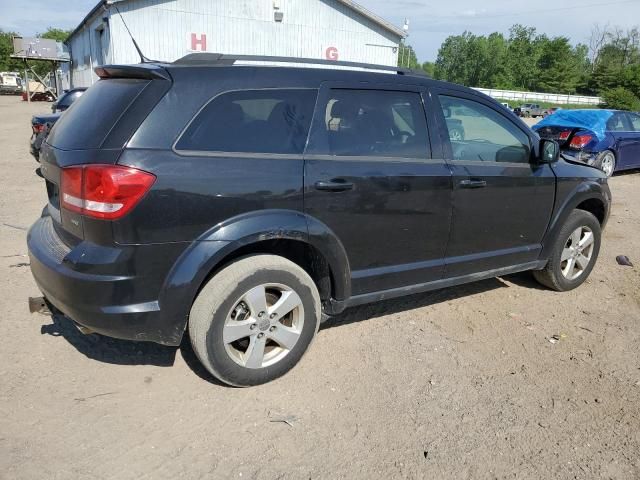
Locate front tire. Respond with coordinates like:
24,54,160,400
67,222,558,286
189,255,321,387
533,210,601,291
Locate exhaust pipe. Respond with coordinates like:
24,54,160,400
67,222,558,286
28,296,50,315
28,296,95,335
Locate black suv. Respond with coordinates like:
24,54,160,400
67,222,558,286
28,54,611,386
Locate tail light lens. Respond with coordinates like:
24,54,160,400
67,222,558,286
61,165,156,220
32,123,46,134
569,134,593,150
558,131,570,141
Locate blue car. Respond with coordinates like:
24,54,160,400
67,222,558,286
534,109,640,177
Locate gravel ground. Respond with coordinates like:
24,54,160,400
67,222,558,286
1,96,639,479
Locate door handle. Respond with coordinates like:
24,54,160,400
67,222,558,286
314,180,354,192
459,179,487,189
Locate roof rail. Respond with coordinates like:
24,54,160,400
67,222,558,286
172,53,428,77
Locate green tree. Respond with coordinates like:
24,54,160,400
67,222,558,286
421,61,435,77
39,27,71,43
506,25,541,90
601,87,640,110
434,32,474,84
534,37,589,93
0,29,24,72
589,27,640,97
479,33,512,88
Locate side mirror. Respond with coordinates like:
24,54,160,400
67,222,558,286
540,139,559,163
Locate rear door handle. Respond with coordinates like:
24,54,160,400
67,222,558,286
314,180,354,192
459,179,487,189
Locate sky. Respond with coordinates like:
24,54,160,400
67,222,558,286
1,0,640,61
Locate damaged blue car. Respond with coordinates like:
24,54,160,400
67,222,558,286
534,109,640,177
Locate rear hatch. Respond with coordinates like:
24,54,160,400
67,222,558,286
39,64,171,245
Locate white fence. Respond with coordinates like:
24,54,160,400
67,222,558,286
473,87,602,106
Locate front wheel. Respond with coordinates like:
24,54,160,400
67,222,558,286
533,210,601,291
189,255,321,387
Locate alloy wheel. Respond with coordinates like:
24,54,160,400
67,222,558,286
449,129,463,141
600,152,615,177
223,283,305,369
560,226,595,280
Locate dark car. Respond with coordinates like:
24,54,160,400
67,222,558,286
542,107,561,118
51,87,87,113
29,88,87,160
28,54,611,387
30,113,60,160
534,109,640,176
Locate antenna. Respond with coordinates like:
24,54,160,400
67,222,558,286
113,5,157,63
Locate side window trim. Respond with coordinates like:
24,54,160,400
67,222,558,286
172,87,318,157
305,82,432,160
432,89,534,166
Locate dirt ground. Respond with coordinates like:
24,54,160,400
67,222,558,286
1,96,639,479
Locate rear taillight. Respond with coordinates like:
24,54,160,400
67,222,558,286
61,165,155,220
569,134,593,150
32,124,46,134
558,131,570,141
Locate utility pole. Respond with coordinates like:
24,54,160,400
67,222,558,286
24,60,30,103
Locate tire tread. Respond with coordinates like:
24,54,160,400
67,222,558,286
189,254,320,386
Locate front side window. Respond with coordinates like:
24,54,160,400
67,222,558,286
439,95,531,163
176,89,317,154
320,89,429,158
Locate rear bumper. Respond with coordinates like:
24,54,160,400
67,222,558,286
28,215,188,345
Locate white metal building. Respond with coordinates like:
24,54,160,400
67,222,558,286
65,0,406,87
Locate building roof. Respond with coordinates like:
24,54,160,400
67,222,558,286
335,0,406,38
67,0,406,42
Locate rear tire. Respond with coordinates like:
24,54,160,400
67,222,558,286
189,255,321,387
533,210,601,291
595,150,616,177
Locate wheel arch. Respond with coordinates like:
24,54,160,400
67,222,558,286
157,209,351,341
540,181,610,260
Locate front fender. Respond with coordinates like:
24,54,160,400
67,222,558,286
540,175,610,260
157,209,351,337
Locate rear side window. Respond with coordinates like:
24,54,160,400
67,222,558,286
319,89,429,158
48,79,149,150
176,89,317,154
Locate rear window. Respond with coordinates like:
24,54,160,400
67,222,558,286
57,90,84,108
175,89,317,155
47,79,149,150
